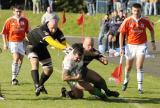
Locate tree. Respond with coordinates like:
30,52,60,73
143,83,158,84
55,0,85,12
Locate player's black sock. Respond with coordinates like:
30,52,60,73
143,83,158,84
67,91,77,99
90,87,106,99
31,70,39,85
39,72,50,86
95,79,110,93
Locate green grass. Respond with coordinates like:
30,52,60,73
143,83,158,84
1,10,160,40
0,48,160,108
0,10,160,108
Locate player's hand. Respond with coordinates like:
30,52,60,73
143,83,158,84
99,57,108,65
120,48,124,56
151,42,156,51
76,73,82,80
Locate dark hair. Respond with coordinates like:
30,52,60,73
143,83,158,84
132,3,142,9
72,43,84,57
12,5,22,10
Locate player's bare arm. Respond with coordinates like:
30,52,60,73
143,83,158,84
62,69,82,81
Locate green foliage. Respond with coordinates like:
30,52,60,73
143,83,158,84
55,0,86,12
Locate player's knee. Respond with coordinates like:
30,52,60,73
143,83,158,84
126,65,132,71
137,68,144,72
43,67,53,76
74,91,83,99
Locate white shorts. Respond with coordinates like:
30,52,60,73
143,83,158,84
125,43,147,60
8,42,25,55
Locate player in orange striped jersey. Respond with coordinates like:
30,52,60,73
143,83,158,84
119,3,156,94
1,5,29,85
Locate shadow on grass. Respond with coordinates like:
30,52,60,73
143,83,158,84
84,96,160,104
7,96,69,101
4,95,160,104
107,97,160,104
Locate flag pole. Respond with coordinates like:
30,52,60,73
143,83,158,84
81,11,84,42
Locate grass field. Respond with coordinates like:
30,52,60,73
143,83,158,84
0,48,160,108
0,10,160,40
0,10,160,108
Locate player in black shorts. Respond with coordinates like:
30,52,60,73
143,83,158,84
61,37,119,99
26,18,69,96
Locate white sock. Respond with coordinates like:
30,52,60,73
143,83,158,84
137,69,144,90
124,68,130,84
12,62,18,80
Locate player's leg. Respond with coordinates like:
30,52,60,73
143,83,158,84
77,81,107,100
11,52,21,85
16,42,25,79
122,44,135,91
62,87,83,99
9,42,24,85
122,58,134,91
85,69,119,97
35,46,53,96
26,44,40,93
136,54,145,94
136,44,147,94
61,81,83,99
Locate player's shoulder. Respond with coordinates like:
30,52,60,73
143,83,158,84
4,17,14,23
141,17,151,22
123,16,133,22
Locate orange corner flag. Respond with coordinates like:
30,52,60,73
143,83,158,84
62,11,66,25
111,56,123,85
77,13,84,25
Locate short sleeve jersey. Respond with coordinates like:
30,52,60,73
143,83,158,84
27,22,66,46
62,50,83,76
1,16,29,42
119,16,154,44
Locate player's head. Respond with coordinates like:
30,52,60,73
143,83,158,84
83,37,94,52
48,18,58,32
72,43,84,62
131,3,142,18
12,5,22,18
47,6,52,13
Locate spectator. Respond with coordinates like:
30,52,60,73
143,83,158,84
106,0,114,14
108,10,121,50
24,0,32,10
98,14,110,53
87,0,96,15
113,0,122,12
32,0,40,14
48,0,54,11
149,0,157,15
41,0,48,12
144,0,150,16
121,0,129,13
41,6,59,24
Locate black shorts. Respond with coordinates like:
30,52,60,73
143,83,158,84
26,43,51,61
81,67,88,80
